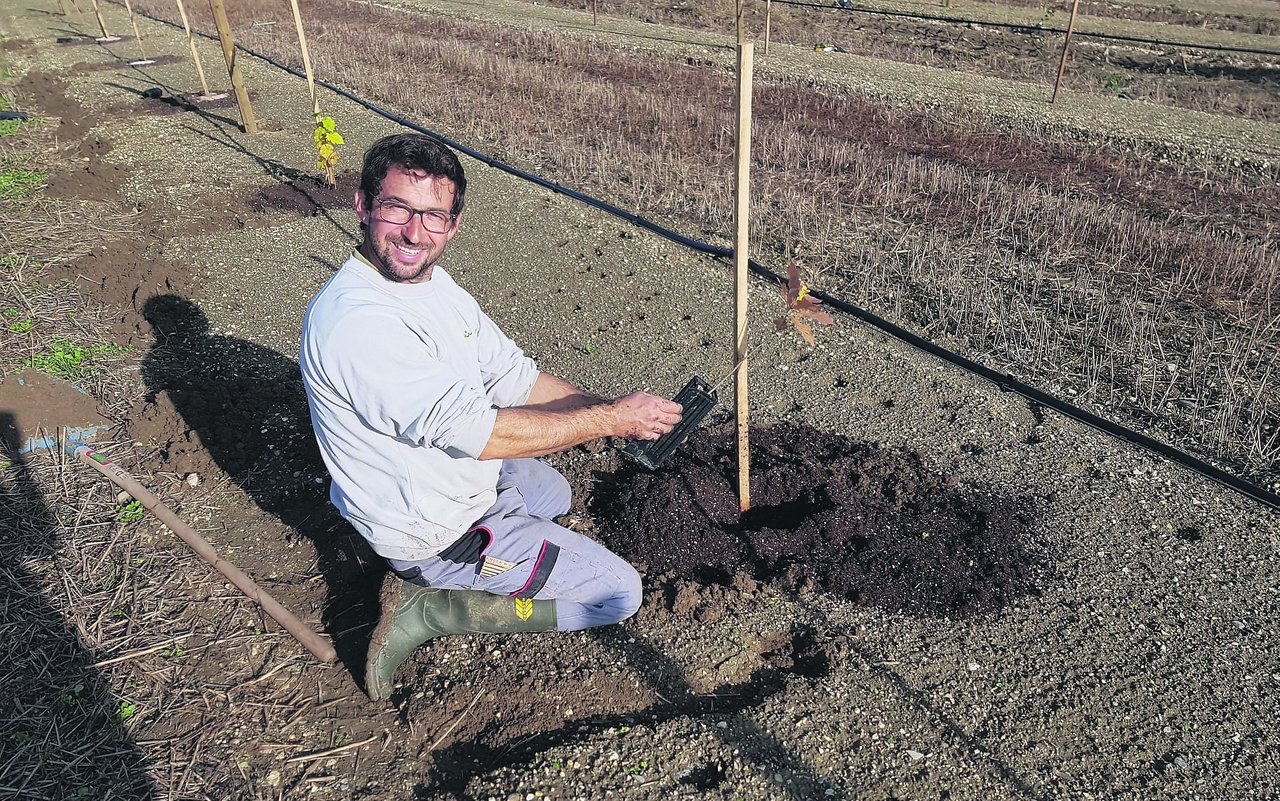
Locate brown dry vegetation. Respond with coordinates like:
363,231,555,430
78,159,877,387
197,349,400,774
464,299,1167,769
540,0,1280,121
967,0,1280,34
132,0,1280,486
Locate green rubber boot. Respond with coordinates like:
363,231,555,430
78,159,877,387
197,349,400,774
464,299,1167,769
365,575,558,701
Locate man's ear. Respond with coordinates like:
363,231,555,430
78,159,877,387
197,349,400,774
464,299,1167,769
354,190,370,225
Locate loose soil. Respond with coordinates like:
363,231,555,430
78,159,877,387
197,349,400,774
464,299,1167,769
593,422,1043,618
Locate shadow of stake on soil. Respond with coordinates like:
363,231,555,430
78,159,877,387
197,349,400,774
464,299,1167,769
0,414,155,799
178,121,361,243
136,295,380,680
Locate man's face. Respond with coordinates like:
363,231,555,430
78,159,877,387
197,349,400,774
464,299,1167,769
355,164,462,284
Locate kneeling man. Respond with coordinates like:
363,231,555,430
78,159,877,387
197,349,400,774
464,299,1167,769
300,134,681,700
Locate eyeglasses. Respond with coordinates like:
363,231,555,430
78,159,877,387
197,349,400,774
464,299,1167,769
373,199,457,233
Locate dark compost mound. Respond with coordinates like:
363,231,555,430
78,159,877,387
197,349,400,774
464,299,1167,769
592,422,1044,617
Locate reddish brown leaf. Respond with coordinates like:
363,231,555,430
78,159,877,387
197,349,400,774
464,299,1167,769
792,316,816,347
774,316,790,332
793,306,835,325
786,261,803,307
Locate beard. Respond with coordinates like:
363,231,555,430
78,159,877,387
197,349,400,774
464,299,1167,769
364,234,436,284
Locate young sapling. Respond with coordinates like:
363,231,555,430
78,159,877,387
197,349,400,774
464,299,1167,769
774,261,835,347
314,116,344,187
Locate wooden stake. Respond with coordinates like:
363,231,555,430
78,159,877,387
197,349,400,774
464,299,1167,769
735,0,745,45
593,0,598,26
174,0,212,97
1051,0,1081,103
122,0,148,60
87,0,111,37
286,0,321,121
76,446,336,664
763,0,771,56
208,0,258,133
733,41,753,513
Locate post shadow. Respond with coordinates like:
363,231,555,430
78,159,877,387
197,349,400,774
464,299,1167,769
0,413,154,798
137,294,383,681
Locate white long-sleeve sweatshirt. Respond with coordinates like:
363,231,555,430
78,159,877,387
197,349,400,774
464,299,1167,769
299,253,539,561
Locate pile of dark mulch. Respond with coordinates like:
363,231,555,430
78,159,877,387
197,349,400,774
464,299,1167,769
592,422,1045,617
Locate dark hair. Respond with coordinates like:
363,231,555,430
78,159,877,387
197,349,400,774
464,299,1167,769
359,133,467,216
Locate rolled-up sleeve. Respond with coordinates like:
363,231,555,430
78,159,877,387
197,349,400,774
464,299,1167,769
474,308,539,408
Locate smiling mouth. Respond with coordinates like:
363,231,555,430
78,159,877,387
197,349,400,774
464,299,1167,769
394,243,423,260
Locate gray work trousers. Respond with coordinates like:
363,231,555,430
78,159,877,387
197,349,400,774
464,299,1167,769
387,459,642,631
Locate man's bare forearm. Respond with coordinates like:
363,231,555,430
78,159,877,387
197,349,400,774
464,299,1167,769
478,389,684,461
479,405,616,460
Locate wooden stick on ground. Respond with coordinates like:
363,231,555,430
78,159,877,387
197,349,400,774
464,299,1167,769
733,41,754,513
1052,0,1082,103
75,446,336,663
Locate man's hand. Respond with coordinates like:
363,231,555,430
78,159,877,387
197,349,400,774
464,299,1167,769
609,392,683,441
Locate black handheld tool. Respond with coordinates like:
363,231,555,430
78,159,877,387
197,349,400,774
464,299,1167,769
622,376,717,470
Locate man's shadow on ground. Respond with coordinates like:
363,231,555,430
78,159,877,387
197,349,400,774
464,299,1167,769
0,414,154,797
138,294,384,680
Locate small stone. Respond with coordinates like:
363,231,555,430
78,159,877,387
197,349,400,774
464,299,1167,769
185,473,200,487
116,490,131,504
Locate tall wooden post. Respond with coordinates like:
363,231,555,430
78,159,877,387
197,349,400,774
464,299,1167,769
1051,0,1081,103
763,0,771,56
733,42,754,513
208,0,258,133
174,0,213,97
735,0,745,44
286,0,321,121
593,0,598,25
87,0,112,38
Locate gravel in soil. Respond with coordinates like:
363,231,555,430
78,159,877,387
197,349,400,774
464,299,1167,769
2,2,1280,800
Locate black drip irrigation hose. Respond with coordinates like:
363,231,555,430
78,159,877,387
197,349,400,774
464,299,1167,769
760,0,1280,58
121,4,1280,513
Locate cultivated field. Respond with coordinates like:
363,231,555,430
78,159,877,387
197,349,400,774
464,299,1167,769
131,0,1280,488
1,0,1279,799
